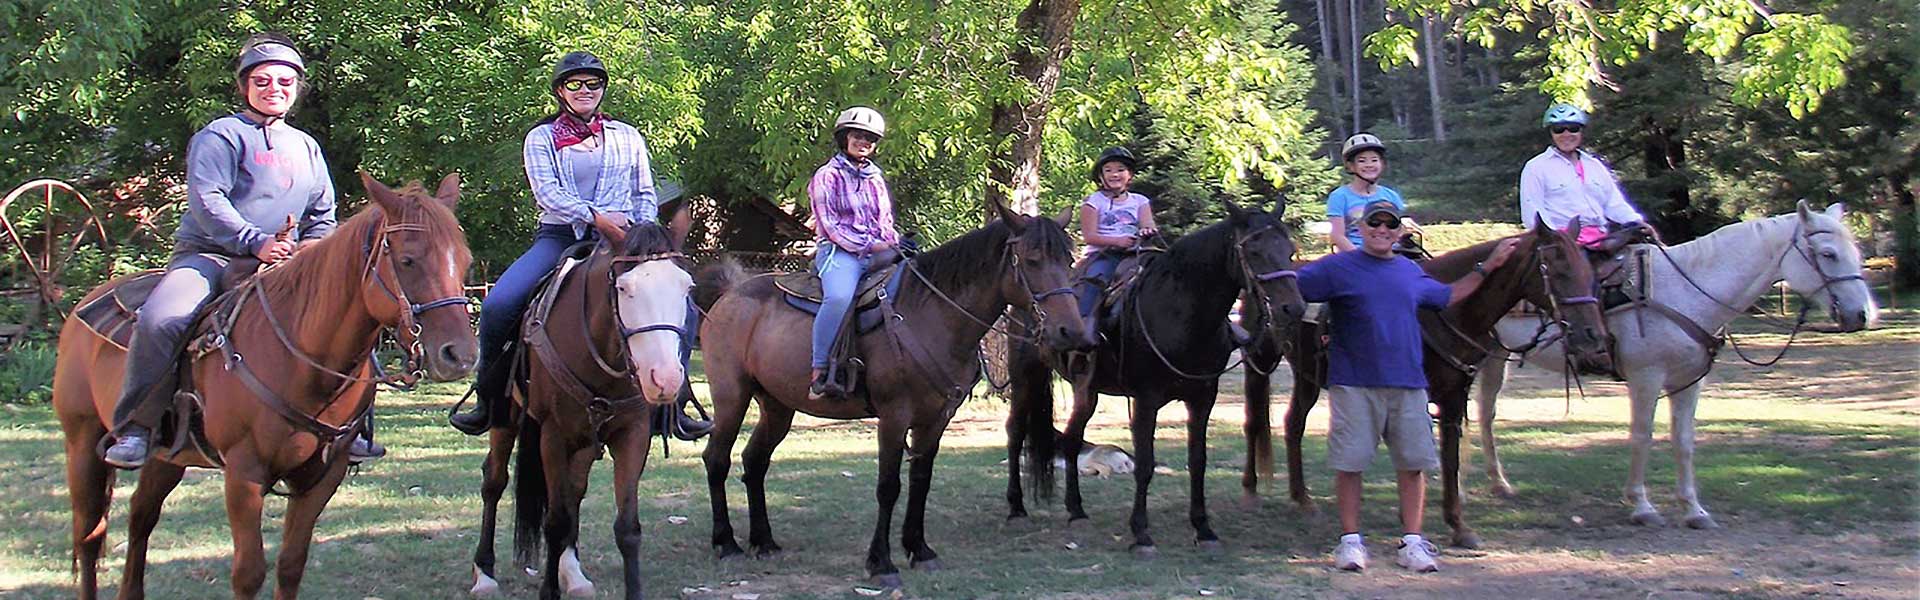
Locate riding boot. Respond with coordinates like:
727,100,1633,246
808,369,848,401
669,385,713,441
102,424,152,470
1228,319,1253,347
451,349,511,435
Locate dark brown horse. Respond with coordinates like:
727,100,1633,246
466,224,690,600
55,173,476,599
699,205,1087,589
1241,219,1611,548
1003,203,1306,556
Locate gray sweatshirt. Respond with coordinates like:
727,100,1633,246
174,113,336,257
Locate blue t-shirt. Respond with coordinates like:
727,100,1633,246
1325,185,1405,246
1297,250,1451,388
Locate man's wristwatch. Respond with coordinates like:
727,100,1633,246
1472,262,1489,277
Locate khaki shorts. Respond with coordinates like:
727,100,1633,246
1326,385,1440,473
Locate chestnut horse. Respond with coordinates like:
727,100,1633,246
1003,203,1307,556
467,224,691,600
1242,220,1609,548
699,205,1088,590
55,173,477,599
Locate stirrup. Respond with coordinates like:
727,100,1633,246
808,373,848,401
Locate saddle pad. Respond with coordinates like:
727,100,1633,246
774,261,900,307
75,270,166,349
779,265,907,335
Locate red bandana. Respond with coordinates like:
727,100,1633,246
552,112,605,150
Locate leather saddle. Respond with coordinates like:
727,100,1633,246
77,255,276,468
772,255,908,405
1584,227,1660,311
1074,248,1158,320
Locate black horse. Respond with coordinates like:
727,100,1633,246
1005,202,1306,555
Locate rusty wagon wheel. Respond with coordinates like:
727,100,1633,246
1,179,112,328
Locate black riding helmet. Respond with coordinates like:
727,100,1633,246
1090,147,1137,182
550,51,608,91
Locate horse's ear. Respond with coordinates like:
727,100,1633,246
434,172,462,209
1824,202,1845,221
1796,199,1814,223
360,171,403,214
1053,205,1074,229
1224,200,1248,226
991,198,1027,232
1554,214,1576,235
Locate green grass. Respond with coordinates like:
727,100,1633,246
0,311,1914,598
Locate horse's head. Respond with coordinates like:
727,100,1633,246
1525,216,1613,373
1781,201,1878,331
610,223,693,405
358,172,479,382
992,200,1091,352
1225,201,1306,344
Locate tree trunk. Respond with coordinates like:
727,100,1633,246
1423,16,1447,141
1315,0,1346,142
1641,116,1696,242
1893,172,1919,288
985,0,1081,216
1346,0,1362,131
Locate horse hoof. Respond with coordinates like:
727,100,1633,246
1490,484,1517,499
1452,532,1483,550
870,573,905,590
751,545,784,560
1006,514,1030,526
714,544,745,561
1065,517,1092,529
1196,539,1224,553
470,566,500,597
1631,511,1667,527
1293,500,1318,514
564,582,595,598
1685,514,1720,530
912,558,944,572
1131,544,1158,559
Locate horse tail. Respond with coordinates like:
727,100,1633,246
511,414,546,565
693,257,748,312
1009,336,1057,500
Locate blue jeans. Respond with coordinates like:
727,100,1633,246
810,245,871,369
475,224,587,400
1076,251,1122,318
682,297,700,369
112,253,228,429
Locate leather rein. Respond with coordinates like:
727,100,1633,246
1133,224,1299,380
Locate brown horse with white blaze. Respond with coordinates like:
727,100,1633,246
55,173,476,599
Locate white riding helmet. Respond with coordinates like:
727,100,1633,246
1341,133,1386,161
1543,103,1590,127
834,106,886,138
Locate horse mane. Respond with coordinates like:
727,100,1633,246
621,222,677,257
1662,213,1795,274
254,181,468,330
1423,234,1514,281
913,217,1075,293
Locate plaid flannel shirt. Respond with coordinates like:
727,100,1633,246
524,119,658,238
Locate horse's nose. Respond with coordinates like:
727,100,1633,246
439,342,477,374
1279,301,1305,321
649,366,685,402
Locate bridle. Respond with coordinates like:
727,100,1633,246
907,234,1076,345
549,247,688,436
1134,222,1301,380
201,208,468,462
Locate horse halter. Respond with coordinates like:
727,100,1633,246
1488,234,1600,358
363,219,471,388
1233,224,1299,348
906,233,1075,345
606,250,692,376
1786,224,1866,318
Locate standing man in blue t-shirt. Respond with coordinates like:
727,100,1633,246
1324,133,1418,252
1297,200,1517,573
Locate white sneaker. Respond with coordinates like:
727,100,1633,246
1332,536,1368,571
1396,536,1440,573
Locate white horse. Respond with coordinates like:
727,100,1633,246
1474,201,1878,529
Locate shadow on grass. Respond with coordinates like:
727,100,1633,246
2,396,1914,598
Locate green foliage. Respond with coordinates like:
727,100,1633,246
0,341,56,405
1373,0,1854,112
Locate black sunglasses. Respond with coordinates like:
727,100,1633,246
561,78,606,92
1364,217,1402,230
1550,124,1583,134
